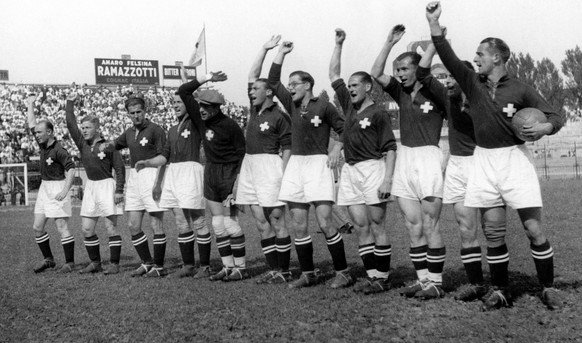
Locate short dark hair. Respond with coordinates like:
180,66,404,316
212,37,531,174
38,119,54,134
350,72,373,89
480,37,511,63
289,71,315,89
125,97,146,111
255,78,274,93
80,115,100,127
395,52,422,66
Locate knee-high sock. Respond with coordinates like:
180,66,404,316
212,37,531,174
36,233,53,260
178,231,196,266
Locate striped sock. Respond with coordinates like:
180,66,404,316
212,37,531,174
276,236,292,272
61,236,75,264
153,234,167,267
178,231,196,266
261,236,278,270
375,244,392,279
359,243,376,278
196,232,212,267
410,245,428,281
427,247,446,286
216,235,234,268
487,244,509,288
84,234,101,263
461,246,484,284
108,235,122,264
326,232,347,271
295,236,314,272
531,240,554,288
131,232,152,264
35,233,53,259
230,234,246,269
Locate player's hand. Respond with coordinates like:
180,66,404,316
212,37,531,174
66,91,77,102
279,41,294,54
335,28,346,45
209,71,228,82
441,26,447,37
377,180,392,200
327,149,341,169
152,184,162,202
426,1,442,21
387,24,406,45
25,93,37,108
135,160,147,172
520,122,553,141
55,189,69,201
263,35,281,50
223,194,236,207
114,193,124,205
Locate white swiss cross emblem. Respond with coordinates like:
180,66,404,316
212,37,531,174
420,101,433,114
97,151,106,160
359,117,371,129
139,137,149,146
503,103,516,117
206,129,214,141
46,157,53,166
311,115,322,127
181,129,190,138
260,121,270,132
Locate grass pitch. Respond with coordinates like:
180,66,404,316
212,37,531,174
1,180,581,342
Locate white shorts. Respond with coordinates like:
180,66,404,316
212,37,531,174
81,178,124,217
337,159,387,206
279,154,335,203
465,145,542,209
391,145,444,200
125,168,167,212
236,154,285,207
34,180,72,218
443,155,473,204
159,162,205,210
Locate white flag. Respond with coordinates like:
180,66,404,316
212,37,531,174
188,28,205,67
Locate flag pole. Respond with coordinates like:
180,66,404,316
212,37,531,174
203,23,208,75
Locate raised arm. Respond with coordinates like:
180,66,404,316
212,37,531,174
329,29,346,83
26,93,38,131
268,41,295,114
249,35,281,83
371,24,406,87
65,92,84,148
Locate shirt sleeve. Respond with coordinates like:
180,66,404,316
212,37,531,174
232,122,246,174
276,111,292,150
375,109,398,153
65,101,84,150
331,78,352,114
268,63,294,115
114,131,128,150
177,79,204,136
153,126,166,155
111,148,126,193
56,146,75,172
382,77,402,103
432,35,478,100
522,84,564,135
416,66,448,111
161,130,171,160
325,102,344,139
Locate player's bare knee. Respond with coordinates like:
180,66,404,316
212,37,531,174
483,219,506,245
212,215,227,237
224,216,242,236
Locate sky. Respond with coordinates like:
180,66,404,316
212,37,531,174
2,0,581,105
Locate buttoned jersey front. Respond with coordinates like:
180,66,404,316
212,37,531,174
332,79,397,165
114,119,166,168
383,77,446,148
66,101,126,193
246,83,291,155
268,63,344,156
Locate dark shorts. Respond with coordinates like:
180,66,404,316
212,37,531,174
204,162,239,202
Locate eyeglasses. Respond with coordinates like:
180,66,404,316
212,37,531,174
287,82,305,89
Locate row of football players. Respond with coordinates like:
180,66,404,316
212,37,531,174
28,2,563,310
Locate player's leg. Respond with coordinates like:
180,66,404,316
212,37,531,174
267,205,293,284
32,213,55,273
79,216,103,274
222,205,247,282
250,204,278,284
481,206,512,310
207,199,234,281
54,217,75,273
397,197,429,297
189,209,212,278
415,196,446,299
454,202,487,301
314,200,352,289
102,215,122,275
170,207,196,278
362,203,393,294
127,210,154,277
332,205,353,234
348,203,376,292
288,202,320,288
517,207,562,310
144,211,167,277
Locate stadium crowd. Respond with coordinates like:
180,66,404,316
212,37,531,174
0,83,247,164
